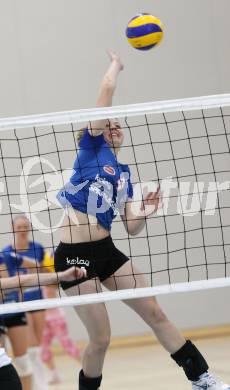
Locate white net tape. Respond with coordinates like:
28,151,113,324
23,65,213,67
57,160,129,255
0,278,230,315
0,94,230,131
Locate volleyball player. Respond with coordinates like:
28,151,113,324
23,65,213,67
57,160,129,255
0,258,86,390
0,246,40,390
54,50,230,390
0,260,22,390
1,215,50,389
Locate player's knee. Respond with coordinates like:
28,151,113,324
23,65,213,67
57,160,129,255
151,304,168,325
14,354,32,377
96,334,111,351
90,334,111,354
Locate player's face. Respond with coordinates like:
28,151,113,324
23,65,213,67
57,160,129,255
103,119,124,149
13,218,31,241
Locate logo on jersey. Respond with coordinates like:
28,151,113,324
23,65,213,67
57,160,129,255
66,257,90,267
103,165,115,176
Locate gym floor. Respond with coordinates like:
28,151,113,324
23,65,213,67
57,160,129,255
47,336,230,389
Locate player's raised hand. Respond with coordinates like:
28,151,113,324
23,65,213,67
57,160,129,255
107,49,124,71
140,185,162,217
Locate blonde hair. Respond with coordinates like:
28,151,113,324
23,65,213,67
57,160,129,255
75,128,86,145
12,214,30,226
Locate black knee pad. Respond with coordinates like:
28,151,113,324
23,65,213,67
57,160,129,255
79,369,102,390
171,340,209,381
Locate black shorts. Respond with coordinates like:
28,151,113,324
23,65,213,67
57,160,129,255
0,364,22,390
0,313,27,335
54,235,129,290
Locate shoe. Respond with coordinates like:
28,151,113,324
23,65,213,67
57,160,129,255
192,373,230,389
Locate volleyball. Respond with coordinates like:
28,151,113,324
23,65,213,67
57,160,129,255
126,13,164,51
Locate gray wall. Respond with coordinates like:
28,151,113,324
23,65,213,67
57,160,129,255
1,0,230,115
0,0,230,340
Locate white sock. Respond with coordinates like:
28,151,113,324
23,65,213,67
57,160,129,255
28,347,48,390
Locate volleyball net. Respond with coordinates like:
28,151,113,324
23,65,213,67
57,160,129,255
0,94,230,314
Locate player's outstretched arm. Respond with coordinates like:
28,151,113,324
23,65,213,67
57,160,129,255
89,49,123,137
0,266,87,290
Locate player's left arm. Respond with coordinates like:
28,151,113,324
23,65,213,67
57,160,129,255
121,186,161,235
0,267,87,291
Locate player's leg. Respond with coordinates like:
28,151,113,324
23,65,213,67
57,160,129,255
103,260,185,352
27,310,45,346
7,322,33,390
102,260,210,384
27,311,48,390
65,278,111,390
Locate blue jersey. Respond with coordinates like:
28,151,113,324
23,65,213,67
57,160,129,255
0,251,22,317
0,249,23,307
57,130,133,231
1,242,44,302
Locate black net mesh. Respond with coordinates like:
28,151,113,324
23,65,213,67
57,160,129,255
0,103,230,312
